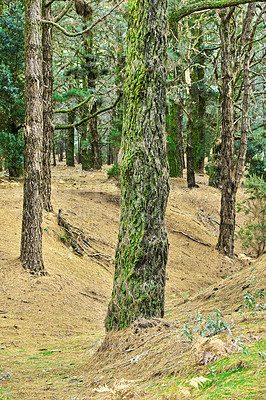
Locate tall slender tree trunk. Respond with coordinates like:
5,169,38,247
186,85,196,188
106,0,169,331
42,0,53,211
87,28,101,170
21,0,45,274
168,100,184,177
217,8,236,257
66,110,75,167
217,4,257,257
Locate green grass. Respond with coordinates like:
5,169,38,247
195,339,266,399
146,337,265,399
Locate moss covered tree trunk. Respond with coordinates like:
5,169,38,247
42,0,53,211
106,0,169,331
21,0,45,274
66,110,75,167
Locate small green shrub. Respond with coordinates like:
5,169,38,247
239,288,265,317
236,175,265,257
107,163,121,182
0,131,24,177
180,309,231,341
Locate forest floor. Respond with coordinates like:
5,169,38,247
0,163,265,400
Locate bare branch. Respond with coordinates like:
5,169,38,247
54,92,122,130
43,0,125,37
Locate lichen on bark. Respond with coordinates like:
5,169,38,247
106,0,169,331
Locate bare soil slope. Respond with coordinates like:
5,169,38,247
0,164,265,399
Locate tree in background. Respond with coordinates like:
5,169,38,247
0,1,25,178
217,4,263,257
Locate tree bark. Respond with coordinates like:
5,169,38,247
106,0,169,331
42,0,53,211
168,100,184,177
66,110,75,167
217,4,258,257
186,84,196,188
21,0,45,274
217,8,236,257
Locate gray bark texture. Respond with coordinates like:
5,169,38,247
21,0,45,274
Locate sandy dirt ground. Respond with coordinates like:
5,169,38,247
0,163,264,399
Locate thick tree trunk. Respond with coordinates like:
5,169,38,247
21,0,45,274
217,8,236,257
66,110,75,167
42,0,53,211
106,0,169,331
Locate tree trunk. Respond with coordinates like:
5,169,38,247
106,0,169,331
217,8,236,257
168,100,184,177
42,0,53,211
86,27,101,170
66,110,75,167
21,0,45,274
52,135,56,166
217,5,258,257
186,85,196,188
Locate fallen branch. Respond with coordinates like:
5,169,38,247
171,230,212,247
79,292,104,302
170,209,201,226
57,209,113,274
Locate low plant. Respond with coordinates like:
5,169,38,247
107,163,121,184
239,288,265,316
180,309,231,341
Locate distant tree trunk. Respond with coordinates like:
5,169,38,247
59,136,64,161
196,63,206,173
81,24,92,171
87,28,101,170
186,84,196,188
66,110,75,167
52,136,56,166
106,0,169,331
8,124,24,178
42,0,53,211
192,25,206,173
209,105,222,188
168,100,184,177
21,0,45,274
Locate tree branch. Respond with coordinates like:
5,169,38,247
42,0,125,37
54,1,73,23
55,92,122,130
169,0,264,25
